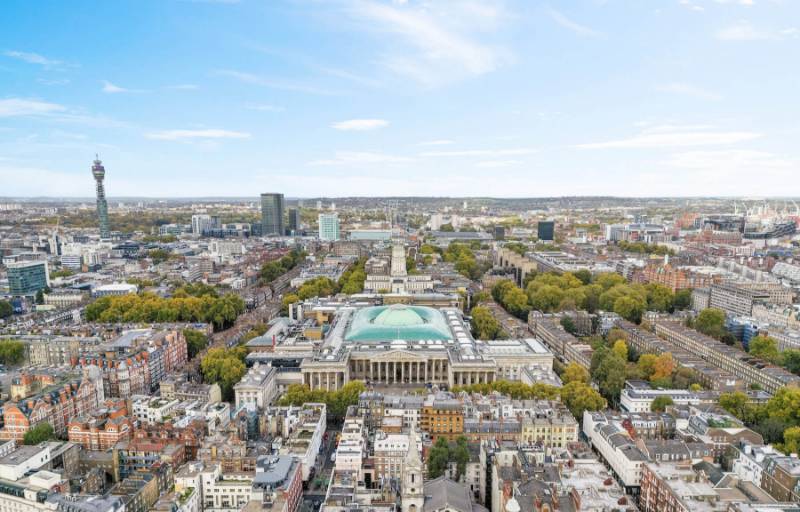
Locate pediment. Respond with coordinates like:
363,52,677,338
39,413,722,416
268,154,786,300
370,350,427,362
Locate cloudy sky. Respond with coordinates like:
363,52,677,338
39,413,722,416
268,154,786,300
1,0,798,197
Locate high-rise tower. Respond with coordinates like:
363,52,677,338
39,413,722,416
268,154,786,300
260,193,285,236
91,155,110,239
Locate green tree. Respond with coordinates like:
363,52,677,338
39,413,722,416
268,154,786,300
613,295,645,324
748,335,781,364
183,329,208,359
782,350,800,375
452,436,470,480
645,284,675,313
782,426,800,454
560,382,606,419
148,248,172,264
0,340,26,365
612,340,629,361
471,306,505,340
502,287,530,320
561,362,589,385
528,284,564,313
673,289,692,310
636,354,658,380
594,272,626,290
572,269,593,285
695,308,727,339
0,300,12,319
24,423,55,445
35,289,45,305
201,346,248,401
650,396,674,412
560,316,577,335
719,391,752,422
427,437,451,478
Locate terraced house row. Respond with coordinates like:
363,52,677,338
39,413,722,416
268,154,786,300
653,321,800,394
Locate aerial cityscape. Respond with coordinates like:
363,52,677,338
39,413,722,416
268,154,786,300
2,2,800,512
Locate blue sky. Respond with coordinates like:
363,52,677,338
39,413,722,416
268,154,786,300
1,0,798,197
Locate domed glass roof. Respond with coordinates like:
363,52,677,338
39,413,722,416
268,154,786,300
344,305,453,342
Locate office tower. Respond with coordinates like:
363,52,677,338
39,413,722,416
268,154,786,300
91,156,110,239
538,220,555,241
7,261,50,296
318,213,340,241
316,200,323,210
191,214,212,236
261,193,285,236
494,226,505,241
288,208,301,235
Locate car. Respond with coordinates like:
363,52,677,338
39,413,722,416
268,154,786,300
330,453,336,463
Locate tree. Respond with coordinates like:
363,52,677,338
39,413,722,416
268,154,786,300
24,423,55,445
560,382,606,419
650,396,674,412
594,352,627,403
148,248,171,264
502,287,530,320
427,437,451,478
782,426,800,454
651,353,676,382
201,346,248,401
748,335,781,364
613,295,645,324
560,316,577,335
561,362,589,385
35,289,45,305
471,306,505,340
673,289,692,311
782,350,800,375
0,340,26,365
762,387,800,426
612,340,629,361
607,327,628,345
719,392,752,422
0,300,13,319
595,273,627,290
645,284,675,313
183,329,208,360
529,285,564,313
452,436,470,480
573,269,593,285
695,308,727,339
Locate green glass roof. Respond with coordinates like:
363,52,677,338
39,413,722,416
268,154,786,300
344,305,453,342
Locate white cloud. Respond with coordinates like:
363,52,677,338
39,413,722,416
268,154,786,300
0,98,66,117
246,104,284,112
3,50,62,68
331,119,389,131
475,160,522,168
341,0,508,86
547,8,602,37
36,78,70,86
145,129,251,140
214,70,340,95
655,83,722,101
419,140,455,146
102,81,147,94
308,151,412,166
420,148,537,157
715,21,797,41
576,126,761,149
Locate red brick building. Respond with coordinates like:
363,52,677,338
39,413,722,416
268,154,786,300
68,400,133,450
0,375,102,441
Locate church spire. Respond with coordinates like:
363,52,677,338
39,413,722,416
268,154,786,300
405,426,422,468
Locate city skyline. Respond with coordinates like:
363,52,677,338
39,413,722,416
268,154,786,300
1,1,799,197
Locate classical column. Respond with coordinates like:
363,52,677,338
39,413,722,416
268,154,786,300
401,361,405,383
